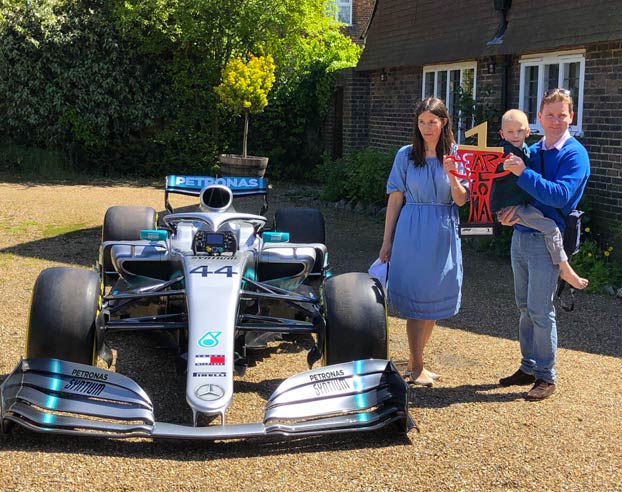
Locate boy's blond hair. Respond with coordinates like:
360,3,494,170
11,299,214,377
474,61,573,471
501,109,529,129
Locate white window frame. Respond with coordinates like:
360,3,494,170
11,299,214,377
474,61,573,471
335,0,352,25
422,61,477,143
519,50,585,136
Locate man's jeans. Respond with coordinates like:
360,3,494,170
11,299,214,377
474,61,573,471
511,230,559,383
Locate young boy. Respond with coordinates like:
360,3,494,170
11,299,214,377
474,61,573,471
490,109,588,290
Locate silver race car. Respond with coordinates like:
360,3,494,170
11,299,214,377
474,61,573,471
1,175,413,440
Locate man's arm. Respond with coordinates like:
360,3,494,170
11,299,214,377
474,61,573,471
517,146,589,209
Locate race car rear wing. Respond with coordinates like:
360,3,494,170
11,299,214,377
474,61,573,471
164,175,269,214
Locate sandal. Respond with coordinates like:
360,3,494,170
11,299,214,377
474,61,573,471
425,369,442,381
403,369,433,387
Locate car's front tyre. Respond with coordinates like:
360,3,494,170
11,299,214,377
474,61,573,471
26,267,100,365
322,272,388,365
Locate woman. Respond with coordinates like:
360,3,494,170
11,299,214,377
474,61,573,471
379,97,468,387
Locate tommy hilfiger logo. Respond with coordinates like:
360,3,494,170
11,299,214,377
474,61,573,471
195,354,225,366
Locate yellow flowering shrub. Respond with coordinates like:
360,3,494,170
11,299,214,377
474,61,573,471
215,54,276,116
572,231,622,293
215,54,276,157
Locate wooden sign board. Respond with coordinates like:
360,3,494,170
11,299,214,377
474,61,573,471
452,122,507,237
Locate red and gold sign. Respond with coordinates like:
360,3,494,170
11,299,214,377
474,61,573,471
451,122,510,236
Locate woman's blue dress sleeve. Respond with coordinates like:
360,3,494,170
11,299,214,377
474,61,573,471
386,145,410,194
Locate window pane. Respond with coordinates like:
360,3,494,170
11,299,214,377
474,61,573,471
523,65,539,124
436,71,447,100
449,70,461,135
461,69,475,133
564,62,580,125
424,72,435,98
564,62,580,90
544,64,559,92
337,5,351,24
462,68,474,96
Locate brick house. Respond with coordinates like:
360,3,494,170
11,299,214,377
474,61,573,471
333,0,376,45
326,0,376,158
332,0,622,236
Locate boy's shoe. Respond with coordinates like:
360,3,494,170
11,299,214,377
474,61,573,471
525,380,556,401
499,369,536,387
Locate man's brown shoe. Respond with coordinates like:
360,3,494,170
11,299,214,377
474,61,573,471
525,380,556,401
499,369,535,387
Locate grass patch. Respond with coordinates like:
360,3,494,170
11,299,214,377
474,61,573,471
0,220,40,234
0,252,44,268
0,221,88,238
0,252,17,267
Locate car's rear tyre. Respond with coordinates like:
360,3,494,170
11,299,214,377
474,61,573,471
274,208,326,276
26,267,100,365
322,272,388,365
102,206,156,274
274,208,325,244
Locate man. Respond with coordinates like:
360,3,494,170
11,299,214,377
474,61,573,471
498,88,590,401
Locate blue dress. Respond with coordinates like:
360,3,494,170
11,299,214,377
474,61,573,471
386,145,466,320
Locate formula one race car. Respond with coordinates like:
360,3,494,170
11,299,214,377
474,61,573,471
1,175,413,440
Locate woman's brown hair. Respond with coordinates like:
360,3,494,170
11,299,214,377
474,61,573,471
409,97,455,166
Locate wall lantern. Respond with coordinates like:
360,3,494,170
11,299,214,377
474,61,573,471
486,58,497,74
380,69,387,81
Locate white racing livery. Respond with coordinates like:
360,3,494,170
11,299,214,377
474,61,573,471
1,175,413,440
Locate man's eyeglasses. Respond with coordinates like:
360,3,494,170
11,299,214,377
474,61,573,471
543,88,571,97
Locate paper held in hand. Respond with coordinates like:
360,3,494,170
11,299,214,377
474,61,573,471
368,258,388,289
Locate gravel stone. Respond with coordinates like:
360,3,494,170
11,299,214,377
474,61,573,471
0,179,620,492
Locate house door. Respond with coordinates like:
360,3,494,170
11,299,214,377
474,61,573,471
332,87,344,159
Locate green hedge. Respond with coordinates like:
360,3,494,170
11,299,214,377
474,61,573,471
0,0,359,178
318,147,397,205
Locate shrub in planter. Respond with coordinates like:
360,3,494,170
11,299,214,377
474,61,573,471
214,54,275,175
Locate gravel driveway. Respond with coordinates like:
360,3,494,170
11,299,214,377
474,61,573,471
0,178,620,492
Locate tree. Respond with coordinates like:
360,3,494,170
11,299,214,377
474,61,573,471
214,54,276,157
0,0,360,176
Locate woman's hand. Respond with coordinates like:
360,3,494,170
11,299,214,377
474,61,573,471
497,206,521,226
503,153,526,176
379,240,392,263
443,154,468,206
442,155,458,177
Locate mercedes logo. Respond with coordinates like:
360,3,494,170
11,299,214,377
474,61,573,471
195,384,225,401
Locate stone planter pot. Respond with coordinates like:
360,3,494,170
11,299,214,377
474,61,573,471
218,154,269,177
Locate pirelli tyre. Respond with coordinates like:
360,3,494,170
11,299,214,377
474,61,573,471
274,207,325,244
322,272,388,365
26,267,100,365
102,206,156,275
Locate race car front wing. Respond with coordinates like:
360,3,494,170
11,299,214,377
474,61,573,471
0,358,414,440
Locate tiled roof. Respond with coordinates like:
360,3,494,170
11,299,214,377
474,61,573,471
357,0,622,71
498,0,622,54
